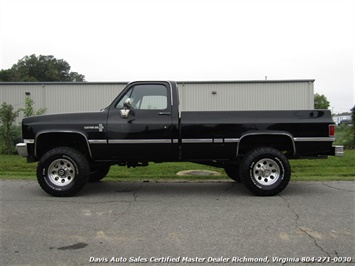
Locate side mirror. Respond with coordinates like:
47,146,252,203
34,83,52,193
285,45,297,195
120,98,131,119
124,98,131,109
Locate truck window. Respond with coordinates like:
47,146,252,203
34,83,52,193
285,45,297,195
116,84,168,110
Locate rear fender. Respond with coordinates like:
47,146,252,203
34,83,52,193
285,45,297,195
237,131,296,157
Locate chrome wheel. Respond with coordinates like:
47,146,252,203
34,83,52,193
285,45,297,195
48,158,75,187
240,147,291,196
37,147,89,197
252,158,280,186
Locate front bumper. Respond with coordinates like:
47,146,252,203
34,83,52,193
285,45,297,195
333,145,344,157
16,143,28,157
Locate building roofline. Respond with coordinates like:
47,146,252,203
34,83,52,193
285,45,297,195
177,79,315,84
0,79,315,86
0,82,128,85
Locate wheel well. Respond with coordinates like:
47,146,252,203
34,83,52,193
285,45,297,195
237,134,295,157
36,132,91,159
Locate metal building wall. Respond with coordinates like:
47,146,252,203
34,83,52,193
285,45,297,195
177,80,314,111
0,83,46,123
43,83,126,114
0,82,127,123
1,80,314,124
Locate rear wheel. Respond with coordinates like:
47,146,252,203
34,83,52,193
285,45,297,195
37,147,89,197
240,147,290,196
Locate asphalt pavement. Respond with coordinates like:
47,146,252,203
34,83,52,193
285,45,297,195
1,180,354,265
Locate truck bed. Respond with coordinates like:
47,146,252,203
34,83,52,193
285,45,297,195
180,110,334,160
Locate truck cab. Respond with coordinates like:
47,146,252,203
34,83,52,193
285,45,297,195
104,81,180,161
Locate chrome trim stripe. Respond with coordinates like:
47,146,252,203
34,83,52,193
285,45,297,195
88,140,107,144
108,139,172,144
294,137,335,142
24,139,34,144
182,139,213,143
182,138,240,144
107,139,239,144
224,138,240,143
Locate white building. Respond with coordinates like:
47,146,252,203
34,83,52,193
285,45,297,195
333,114,352,125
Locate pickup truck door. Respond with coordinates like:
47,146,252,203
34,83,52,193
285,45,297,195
106,82,173,161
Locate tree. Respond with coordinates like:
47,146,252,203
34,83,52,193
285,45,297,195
314,93,330,109
0,54,85,82
0,103,20,154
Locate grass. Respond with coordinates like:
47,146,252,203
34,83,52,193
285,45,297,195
290,150,355,181
0,150,354,182
0,155,37,179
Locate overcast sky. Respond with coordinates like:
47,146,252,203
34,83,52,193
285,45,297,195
0,0,354,113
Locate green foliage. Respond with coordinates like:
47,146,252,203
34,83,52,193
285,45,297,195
314,93,330,109
349,105,355,148
334,107,355,150
336,125,354,149
20,97,47,117
0,103,20,154
0,54,85,82
0,97,46,154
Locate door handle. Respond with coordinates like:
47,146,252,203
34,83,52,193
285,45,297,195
158,112,171,116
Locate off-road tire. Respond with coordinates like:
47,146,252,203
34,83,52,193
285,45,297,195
37,147,90,197
240,147,291,196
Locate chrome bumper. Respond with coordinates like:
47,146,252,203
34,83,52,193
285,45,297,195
16,143,28,157
333,145,344,157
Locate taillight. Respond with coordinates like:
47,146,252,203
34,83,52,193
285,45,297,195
329,124,335,137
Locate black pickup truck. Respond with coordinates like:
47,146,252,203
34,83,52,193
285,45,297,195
16,81,343,197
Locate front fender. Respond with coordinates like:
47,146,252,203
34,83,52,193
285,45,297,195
35,130,92,159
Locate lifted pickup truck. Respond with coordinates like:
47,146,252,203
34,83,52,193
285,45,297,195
16,81,343,197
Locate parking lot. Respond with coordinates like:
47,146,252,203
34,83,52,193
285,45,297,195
1,180,354,265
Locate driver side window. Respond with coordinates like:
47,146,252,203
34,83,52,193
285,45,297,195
116,84,168,110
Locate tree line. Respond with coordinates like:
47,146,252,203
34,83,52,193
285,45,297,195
0,54,85,82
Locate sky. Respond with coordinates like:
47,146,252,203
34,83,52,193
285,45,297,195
0,0,354,114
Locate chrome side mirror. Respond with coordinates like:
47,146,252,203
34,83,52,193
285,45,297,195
124,98,131,109
120,98,131,119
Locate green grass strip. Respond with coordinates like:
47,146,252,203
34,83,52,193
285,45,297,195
1,150,354,181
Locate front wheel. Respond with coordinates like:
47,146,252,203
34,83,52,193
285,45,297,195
240,147,291,196
37,147,90,197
